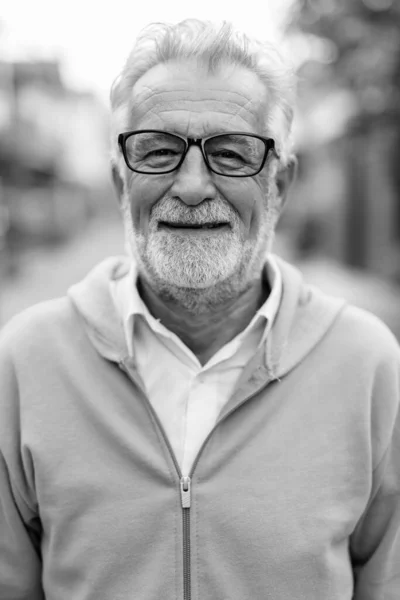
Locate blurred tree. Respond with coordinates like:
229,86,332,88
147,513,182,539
287,0,400,274
292,0,400,122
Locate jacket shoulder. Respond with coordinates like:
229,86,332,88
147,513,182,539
336,303,400,360
0,297,77,357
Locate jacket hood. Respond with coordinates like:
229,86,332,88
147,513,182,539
67,255,347,379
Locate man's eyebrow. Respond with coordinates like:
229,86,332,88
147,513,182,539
133,132,176,145
160,129,256,139
209,134,260,150
219,135,253,144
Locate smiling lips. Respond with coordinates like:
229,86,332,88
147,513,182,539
159,221,229,229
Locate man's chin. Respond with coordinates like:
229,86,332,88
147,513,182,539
146,266,246,312
153,269,231,290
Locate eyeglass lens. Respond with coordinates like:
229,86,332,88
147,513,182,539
124,132,266,175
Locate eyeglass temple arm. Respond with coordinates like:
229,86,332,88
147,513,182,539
270,139,280,161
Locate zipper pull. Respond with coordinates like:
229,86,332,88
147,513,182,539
180,476,191,508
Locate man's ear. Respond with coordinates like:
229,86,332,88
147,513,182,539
111,162,125,205
276,155,297,209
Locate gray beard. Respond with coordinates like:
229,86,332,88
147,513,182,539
122,196,277,314
137,244,266,314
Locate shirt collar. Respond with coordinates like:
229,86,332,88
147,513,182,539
111,255,282,357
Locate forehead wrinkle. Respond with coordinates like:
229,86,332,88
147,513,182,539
225,96,266,133
137,109,165,129
133,83,253,103
144,103,251,116
131,89,256,121
138,107,257,136
131,94,256,119
132,101,262,133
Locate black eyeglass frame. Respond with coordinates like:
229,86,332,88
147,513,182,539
117,129,279,178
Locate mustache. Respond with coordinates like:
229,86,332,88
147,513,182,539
150,197,238,225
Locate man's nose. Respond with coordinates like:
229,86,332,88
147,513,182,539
169,146,217,206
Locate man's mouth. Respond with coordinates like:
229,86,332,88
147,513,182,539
158,221,230,230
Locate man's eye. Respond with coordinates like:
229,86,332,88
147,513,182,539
211,150,245,162
146,148,179,157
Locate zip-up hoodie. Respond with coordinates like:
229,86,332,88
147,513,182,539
0,255,399,600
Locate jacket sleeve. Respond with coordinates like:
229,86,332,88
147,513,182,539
0,332,44,599
350,333,400,599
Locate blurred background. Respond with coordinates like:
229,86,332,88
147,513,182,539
0,0,399,338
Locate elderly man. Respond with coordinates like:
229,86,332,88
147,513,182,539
0,19,399,600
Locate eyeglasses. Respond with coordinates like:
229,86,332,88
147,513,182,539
118,130,278,177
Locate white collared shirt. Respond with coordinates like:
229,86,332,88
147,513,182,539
111,257,282,476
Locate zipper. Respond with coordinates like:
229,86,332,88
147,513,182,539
180,476,191,600
119,360,273,600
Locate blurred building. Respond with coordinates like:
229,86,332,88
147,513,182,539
0,58,112,276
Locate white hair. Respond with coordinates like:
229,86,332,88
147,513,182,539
110,19,296,169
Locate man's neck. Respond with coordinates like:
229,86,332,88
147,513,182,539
138,275,270,366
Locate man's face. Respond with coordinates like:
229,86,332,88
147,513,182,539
117,61,285,292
